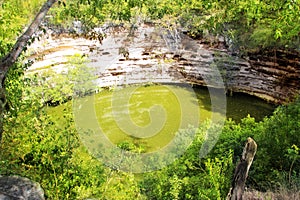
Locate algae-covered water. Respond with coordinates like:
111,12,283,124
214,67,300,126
93,84,275,151
50,84,276,152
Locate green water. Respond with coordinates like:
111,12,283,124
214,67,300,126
93,84,203,152
80,84,276,152
50,84,276,152
192,85,276,122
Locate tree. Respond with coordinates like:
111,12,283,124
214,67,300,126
0,0,58,141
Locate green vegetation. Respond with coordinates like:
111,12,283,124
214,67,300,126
139,101,300,199
0,0,299,199
49,0,300,53
0,0,45,56
1,79,299,198
1,0,299,56
24,54,96,106
1,54,299,198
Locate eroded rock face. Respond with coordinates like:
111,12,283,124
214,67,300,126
27,23,300,104
169,38,300,104
0,176,44,200
244,50,300,104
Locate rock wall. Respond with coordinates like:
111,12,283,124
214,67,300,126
152,32,300,104
245,50,300,104
27,24,300,104
180,47,300,104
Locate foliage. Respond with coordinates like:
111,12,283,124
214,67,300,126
0,0,45,57
252,98,300,190
140,99,300,199
2,0,299,55
1,0,300,199
25,70,72,106
203,99,300,192
67,54,98,97
141,152,234,199
24,54,97,107
100,169,147,200
178,0,300,52
117,140,146,153
2,61,300,198
209,116,262,162
197,0,300,52
49,0,146,30
0,78,144,199
48,0,300,53
0,90,106,200
140,124,235,199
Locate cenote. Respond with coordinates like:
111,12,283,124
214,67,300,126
51,83,276,153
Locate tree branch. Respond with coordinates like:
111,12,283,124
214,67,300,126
0,0,58,142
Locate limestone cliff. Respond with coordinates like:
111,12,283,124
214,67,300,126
27,24,300,104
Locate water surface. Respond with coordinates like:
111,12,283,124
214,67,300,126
87,84,276,152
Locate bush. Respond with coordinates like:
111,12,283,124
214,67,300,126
0,102,106,199
252,98,300,190
140,125,234,200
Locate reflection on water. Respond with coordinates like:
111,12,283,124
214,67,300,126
193,85,276,122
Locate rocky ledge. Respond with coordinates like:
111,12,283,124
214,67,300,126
28,23,300,104
244,49,300,104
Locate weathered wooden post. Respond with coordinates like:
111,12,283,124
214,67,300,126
227,137,257,200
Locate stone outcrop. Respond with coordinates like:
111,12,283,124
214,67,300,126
27,23,300,104
0,176,45,200
245,50,300,104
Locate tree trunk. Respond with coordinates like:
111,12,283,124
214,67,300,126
227,137,257,200
0,0,58,142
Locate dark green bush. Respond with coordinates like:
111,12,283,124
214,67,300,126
252,98,300,190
